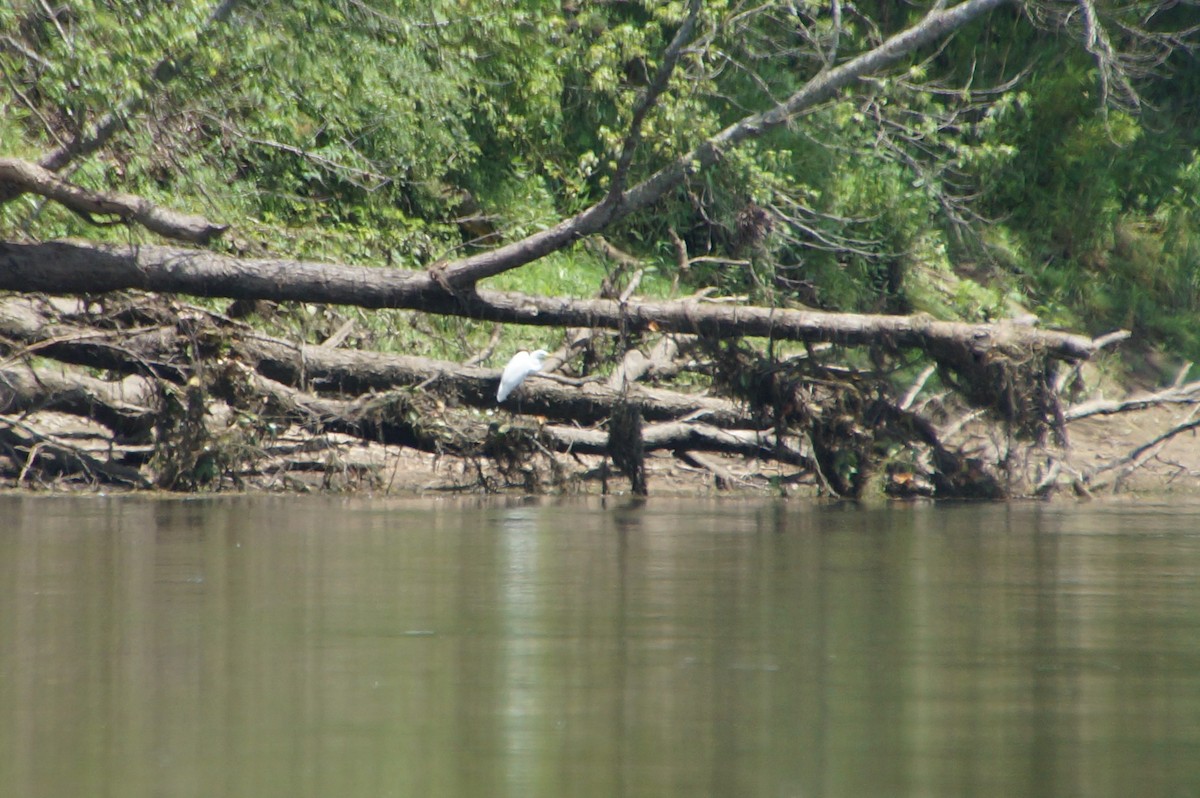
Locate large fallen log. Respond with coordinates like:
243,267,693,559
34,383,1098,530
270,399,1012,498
0,241,1111,363
2,239,1127,441
542,422,812,466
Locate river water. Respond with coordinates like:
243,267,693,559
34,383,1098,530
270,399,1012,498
2,495,1199,797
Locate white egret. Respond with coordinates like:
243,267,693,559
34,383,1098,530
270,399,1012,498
496,349,549,402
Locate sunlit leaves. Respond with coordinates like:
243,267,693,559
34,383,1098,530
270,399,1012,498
3,0,1200,360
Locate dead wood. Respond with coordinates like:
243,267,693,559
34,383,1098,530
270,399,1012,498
228,371,807,477
0,296,757,429
0,296,190,382
219,369,465,456
676,451,742,491
0,294,1073,496
1082,410,1200,493
542,422,812,467
2,0,1187,497
1066,379,1200,420
0,159,227,244
0,240,1108,447
8,292,1167,498
233,333,754,427
7,285,1176,498
0,415,151,488
0,295,820,489
0,366,155,440
608,337,685,390
0,241,1111,366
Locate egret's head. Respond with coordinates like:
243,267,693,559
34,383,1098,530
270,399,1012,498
531,349,549,361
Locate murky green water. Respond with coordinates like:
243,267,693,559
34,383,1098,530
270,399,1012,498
2,496,1199,798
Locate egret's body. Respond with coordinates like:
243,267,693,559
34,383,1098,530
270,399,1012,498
497,349,549,401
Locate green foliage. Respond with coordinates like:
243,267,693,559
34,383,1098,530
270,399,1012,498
2,0,1199,362
965,37,1200,354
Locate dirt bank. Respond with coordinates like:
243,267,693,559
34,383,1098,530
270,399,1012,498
5,394,1196,499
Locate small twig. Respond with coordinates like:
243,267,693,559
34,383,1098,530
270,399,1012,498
320,319,357,349
900,364,936,410
464,323,503,367
1066,379,1200,420
1086,408,1200,491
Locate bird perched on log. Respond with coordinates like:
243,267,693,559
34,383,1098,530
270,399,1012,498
497,349,549,401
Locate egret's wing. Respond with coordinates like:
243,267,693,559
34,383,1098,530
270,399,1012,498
497,356,524,401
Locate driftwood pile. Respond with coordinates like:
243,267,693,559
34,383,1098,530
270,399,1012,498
3,286,1190,498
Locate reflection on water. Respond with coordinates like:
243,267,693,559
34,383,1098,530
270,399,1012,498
2,496,1200,797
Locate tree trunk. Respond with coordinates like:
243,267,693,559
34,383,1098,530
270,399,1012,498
0,241,1106,363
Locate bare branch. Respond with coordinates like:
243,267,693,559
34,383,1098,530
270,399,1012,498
1066,379,1200,421
1085,410,1200,491
1076,0,1141,110
0,366,154,439
435,0,1014,289
0,158,228,244
607,0,703,200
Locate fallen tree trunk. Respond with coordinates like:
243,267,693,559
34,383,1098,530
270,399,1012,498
0,295,191,382
543,422,811,466
0,366,155,440
0,241,1109,362
236,334,755,427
